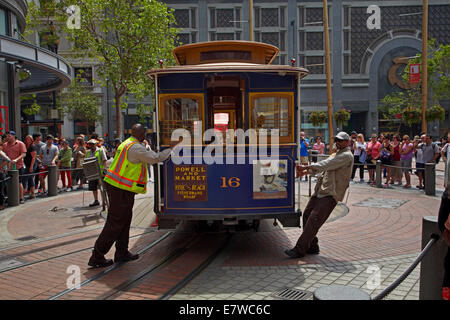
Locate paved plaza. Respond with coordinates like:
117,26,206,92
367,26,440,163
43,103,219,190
0,161,446,300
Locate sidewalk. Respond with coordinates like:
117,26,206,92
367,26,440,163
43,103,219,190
0,183,156,250
171,176,443,300
0,164,445,300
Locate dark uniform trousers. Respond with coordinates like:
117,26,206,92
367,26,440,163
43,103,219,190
94,183,136,256
295,195,337,255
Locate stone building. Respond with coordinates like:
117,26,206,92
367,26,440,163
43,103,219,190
166,0,450,142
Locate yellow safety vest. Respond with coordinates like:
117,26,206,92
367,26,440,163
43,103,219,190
104,137,148,194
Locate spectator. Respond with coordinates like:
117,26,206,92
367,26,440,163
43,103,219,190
58,140,73,191
38,135,59,194
351,133,366,183
312,136,325,163
285,132,353,258
400,135,414,188
85,139,107,207
3,131,27,203
390,134,403,185
414,134,426,189
72,136,86,190
0,141,11,210
349,131,357,154
418,134,440,189
33,133,45,193
380,135,394,187
23,135,37,199
366,134,381,185
299,131,310,182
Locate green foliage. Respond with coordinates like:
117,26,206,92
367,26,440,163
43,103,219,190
20,94,41,115
401,106,422,126
381,39,450,125
425,104,445,122
60,74,102,123
27,0,179,137
334,108,351,126
309,111,327,127
136,104,154,122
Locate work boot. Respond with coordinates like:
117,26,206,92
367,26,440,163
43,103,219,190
307,238,320,254
306,243,320,254
89,200,100,207
114,251,139,263
88,249,113,268
284,248,305,259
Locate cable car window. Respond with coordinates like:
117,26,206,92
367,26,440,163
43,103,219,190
250,93,293,143
159,94,204,146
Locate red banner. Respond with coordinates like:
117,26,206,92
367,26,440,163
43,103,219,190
409,64,420,84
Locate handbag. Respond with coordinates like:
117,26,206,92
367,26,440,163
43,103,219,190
359,150,366,164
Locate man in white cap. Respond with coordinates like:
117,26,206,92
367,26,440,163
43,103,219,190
285,131,354,258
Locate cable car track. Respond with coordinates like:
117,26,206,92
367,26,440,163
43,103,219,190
48,231,175,300
0,229,157,274
49,232,233,300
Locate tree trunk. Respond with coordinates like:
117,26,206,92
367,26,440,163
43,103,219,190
115,94,122,139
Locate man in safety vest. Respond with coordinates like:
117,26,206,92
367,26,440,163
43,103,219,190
88,124,178,268
85,139,107,207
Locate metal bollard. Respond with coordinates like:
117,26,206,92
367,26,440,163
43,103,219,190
47,165,58,197
424,163,436,196
7,170,19,207
419,216,447,300
376,160,382,188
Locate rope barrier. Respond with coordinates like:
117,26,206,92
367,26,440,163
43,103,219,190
18,171,48,177
308,152,442,171
372,234,440,300
18,168,83,178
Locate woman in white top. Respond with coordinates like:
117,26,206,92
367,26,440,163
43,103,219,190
351,133,366,183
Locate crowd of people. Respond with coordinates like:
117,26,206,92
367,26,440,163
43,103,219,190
0,131,128,210
302,131,450,189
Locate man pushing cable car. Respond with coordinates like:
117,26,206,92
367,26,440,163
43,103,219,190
88,124,179,268
285,132,354,259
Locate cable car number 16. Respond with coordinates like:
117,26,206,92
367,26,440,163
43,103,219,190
220,177,240,188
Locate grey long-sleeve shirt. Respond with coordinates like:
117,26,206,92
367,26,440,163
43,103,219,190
310,146,354,202
127,142,172,165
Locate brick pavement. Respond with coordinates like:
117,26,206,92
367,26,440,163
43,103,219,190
0,163,445,300
170,177,444,300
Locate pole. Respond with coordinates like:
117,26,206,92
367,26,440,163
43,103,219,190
419,216,446,300
7,170,19,207
323,0,333,153
249,0,253,41
421,0,428,133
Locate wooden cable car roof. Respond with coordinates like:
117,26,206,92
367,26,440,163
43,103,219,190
147,62,309,78
172,41,279,66
148,41,309,78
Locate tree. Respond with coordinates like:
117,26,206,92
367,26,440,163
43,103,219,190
379,39,450,129
59,72,102,124
27,0,178,138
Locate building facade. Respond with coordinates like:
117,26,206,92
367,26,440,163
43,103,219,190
0,0,71,140
166,0,450,142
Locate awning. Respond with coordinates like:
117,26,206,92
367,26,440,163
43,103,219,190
0,35,72,94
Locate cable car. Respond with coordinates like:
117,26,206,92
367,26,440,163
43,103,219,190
147,41,309,230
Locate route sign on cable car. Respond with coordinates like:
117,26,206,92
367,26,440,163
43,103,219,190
409,64,420,84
